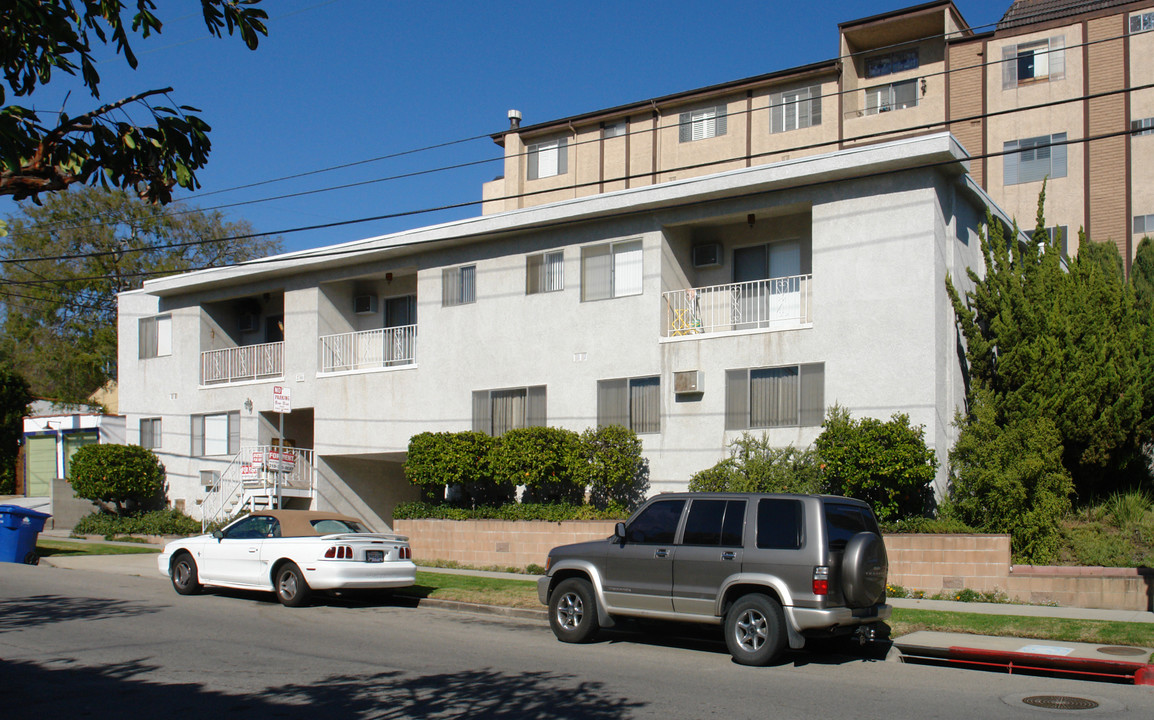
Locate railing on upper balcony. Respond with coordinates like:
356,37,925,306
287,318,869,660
662,275,813,338
319,324,417,373
201,341,284,385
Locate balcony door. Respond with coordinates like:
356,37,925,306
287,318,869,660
384,295,416,365
733,241,800,330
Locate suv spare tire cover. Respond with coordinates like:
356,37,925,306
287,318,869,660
841,532,888,607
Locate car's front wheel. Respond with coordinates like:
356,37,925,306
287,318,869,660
549,578,600,643
171,552,202,595
275,562,311,607
724,593,786,666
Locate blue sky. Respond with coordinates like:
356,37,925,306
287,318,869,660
6,0,1014,253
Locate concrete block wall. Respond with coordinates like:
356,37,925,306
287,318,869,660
396,519,617,569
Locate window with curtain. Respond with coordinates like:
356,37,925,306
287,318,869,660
442,265,476,306
140,418,162,450
581,239,642,301
725,363,824,430
1002,36,1064,88
678,104,727,142
472,386,547,436
1003,133,1067,185
597,376,660,434
770,85,822,133
527,137,568,180
526,251,564,294
192,411,240,456
138,314,172,359
864,79,917,115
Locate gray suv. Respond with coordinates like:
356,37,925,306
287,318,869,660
537,493,890,665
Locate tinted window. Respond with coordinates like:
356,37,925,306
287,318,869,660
625,499,685,544
824,503,879,550
757,499,803,550
682,499,746,547
224,515,279,540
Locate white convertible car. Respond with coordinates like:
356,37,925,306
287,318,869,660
158,510,416,606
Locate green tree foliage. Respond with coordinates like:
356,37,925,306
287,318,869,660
69,443,165,516
945,392,1073,564
945,193,1152,499
581,425,649,511
404,431,510,507
1132,236,1154,319
0,367,32,493
814,406,937,522
1,187,281,401
493,427,586,505
689,433,824,494
0,0,267,203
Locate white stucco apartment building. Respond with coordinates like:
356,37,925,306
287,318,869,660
118,133,1011,528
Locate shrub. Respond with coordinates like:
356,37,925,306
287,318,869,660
492,427,586,504
392,501,627,521
404,431,511,507
68,444,166,516
814,406,936,522
582,425,649,510
690,434,824,494
73,508,200,537
881,515,976,534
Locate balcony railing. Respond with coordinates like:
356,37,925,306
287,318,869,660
319,324,417,373
202,341,284,385
662,275,812,338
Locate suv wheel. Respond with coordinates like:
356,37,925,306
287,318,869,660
549,578,600,643
724,594,786,666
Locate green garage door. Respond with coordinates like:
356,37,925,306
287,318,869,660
25,435,57,497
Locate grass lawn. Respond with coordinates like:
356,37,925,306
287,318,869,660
36,539,161,557
407,571,541,609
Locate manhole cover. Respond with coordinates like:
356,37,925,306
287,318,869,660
1022,696,1100,711
1096,645,1147,656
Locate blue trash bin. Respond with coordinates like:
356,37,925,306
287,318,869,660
0,505,52,565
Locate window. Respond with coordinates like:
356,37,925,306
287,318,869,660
682,499,746,547
1004,133,1067,185
581,239,642,301
624,498,685,544
140,418,161,450
442,265,475,307
1002,36,1064,88
1132,118,1154,136
192,411,240,456
472,386,546,436
678,104,727,142
1045,225,1069,256
223,514,280,540
597,376,660,434
864,49,918,78
725,363,824,430
757,498,804,550
1135,214,1154,235
1130,11,1154,34
824,503,880,551
603,120,626,139
864,79,918,115
526,251,564,294
527,137,568,180
138,314,172,359
770,85,822,133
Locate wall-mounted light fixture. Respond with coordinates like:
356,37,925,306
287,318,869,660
244,398,253,413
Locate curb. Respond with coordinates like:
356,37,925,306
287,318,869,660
399,594,547,621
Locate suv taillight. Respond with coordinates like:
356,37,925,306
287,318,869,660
813,566,829,596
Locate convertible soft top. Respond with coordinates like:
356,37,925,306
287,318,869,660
244,510,372,538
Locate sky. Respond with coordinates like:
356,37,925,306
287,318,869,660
4,0,1016,254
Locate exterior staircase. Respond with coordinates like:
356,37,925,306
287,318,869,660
201,445,317,530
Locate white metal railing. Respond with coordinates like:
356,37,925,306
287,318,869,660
319,325,417,373
201,342,283,385
201,445,317,530
662,275,813,337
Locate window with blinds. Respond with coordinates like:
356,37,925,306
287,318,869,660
597,376,660,434
1003,133,1067,186
526,251,564,294
192,411,240,456
140,418,162,450
527,137,568,180
770,85,822,133
1002,36,1064,89
678,104,727,142
138,314,172,359
581,240,643,301
725,363,824,430
472,386,547,436
442,265,476,307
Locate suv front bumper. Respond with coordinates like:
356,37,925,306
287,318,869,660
788,603,892,633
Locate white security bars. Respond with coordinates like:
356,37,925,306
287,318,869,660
201,341,283,385
663,275,813,337
319,325,417,373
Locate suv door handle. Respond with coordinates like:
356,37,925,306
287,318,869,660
654,549,669,558
721,551,736,560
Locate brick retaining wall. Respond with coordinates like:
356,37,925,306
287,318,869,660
395,521,1154,612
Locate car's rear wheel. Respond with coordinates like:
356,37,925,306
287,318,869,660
725,593,786,666
549,578,600,643
171,553,201,595
275,562,311,607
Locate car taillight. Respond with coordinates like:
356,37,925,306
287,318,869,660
813,566,829,596
399,546,411,560
324,545,353,559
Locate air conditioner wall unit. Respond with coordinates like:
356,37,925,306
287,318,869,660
673,370,704,395
354,294,379,315
692,243,722,268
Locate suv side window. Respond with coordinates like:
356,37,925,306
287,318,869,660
625,499,686,544
824,503,879,550
682,499,746,547
757,498,803,549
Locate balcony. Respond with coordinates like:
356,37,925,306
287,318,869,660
202,342,284,385
319,325,417,373
662,275,813,338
